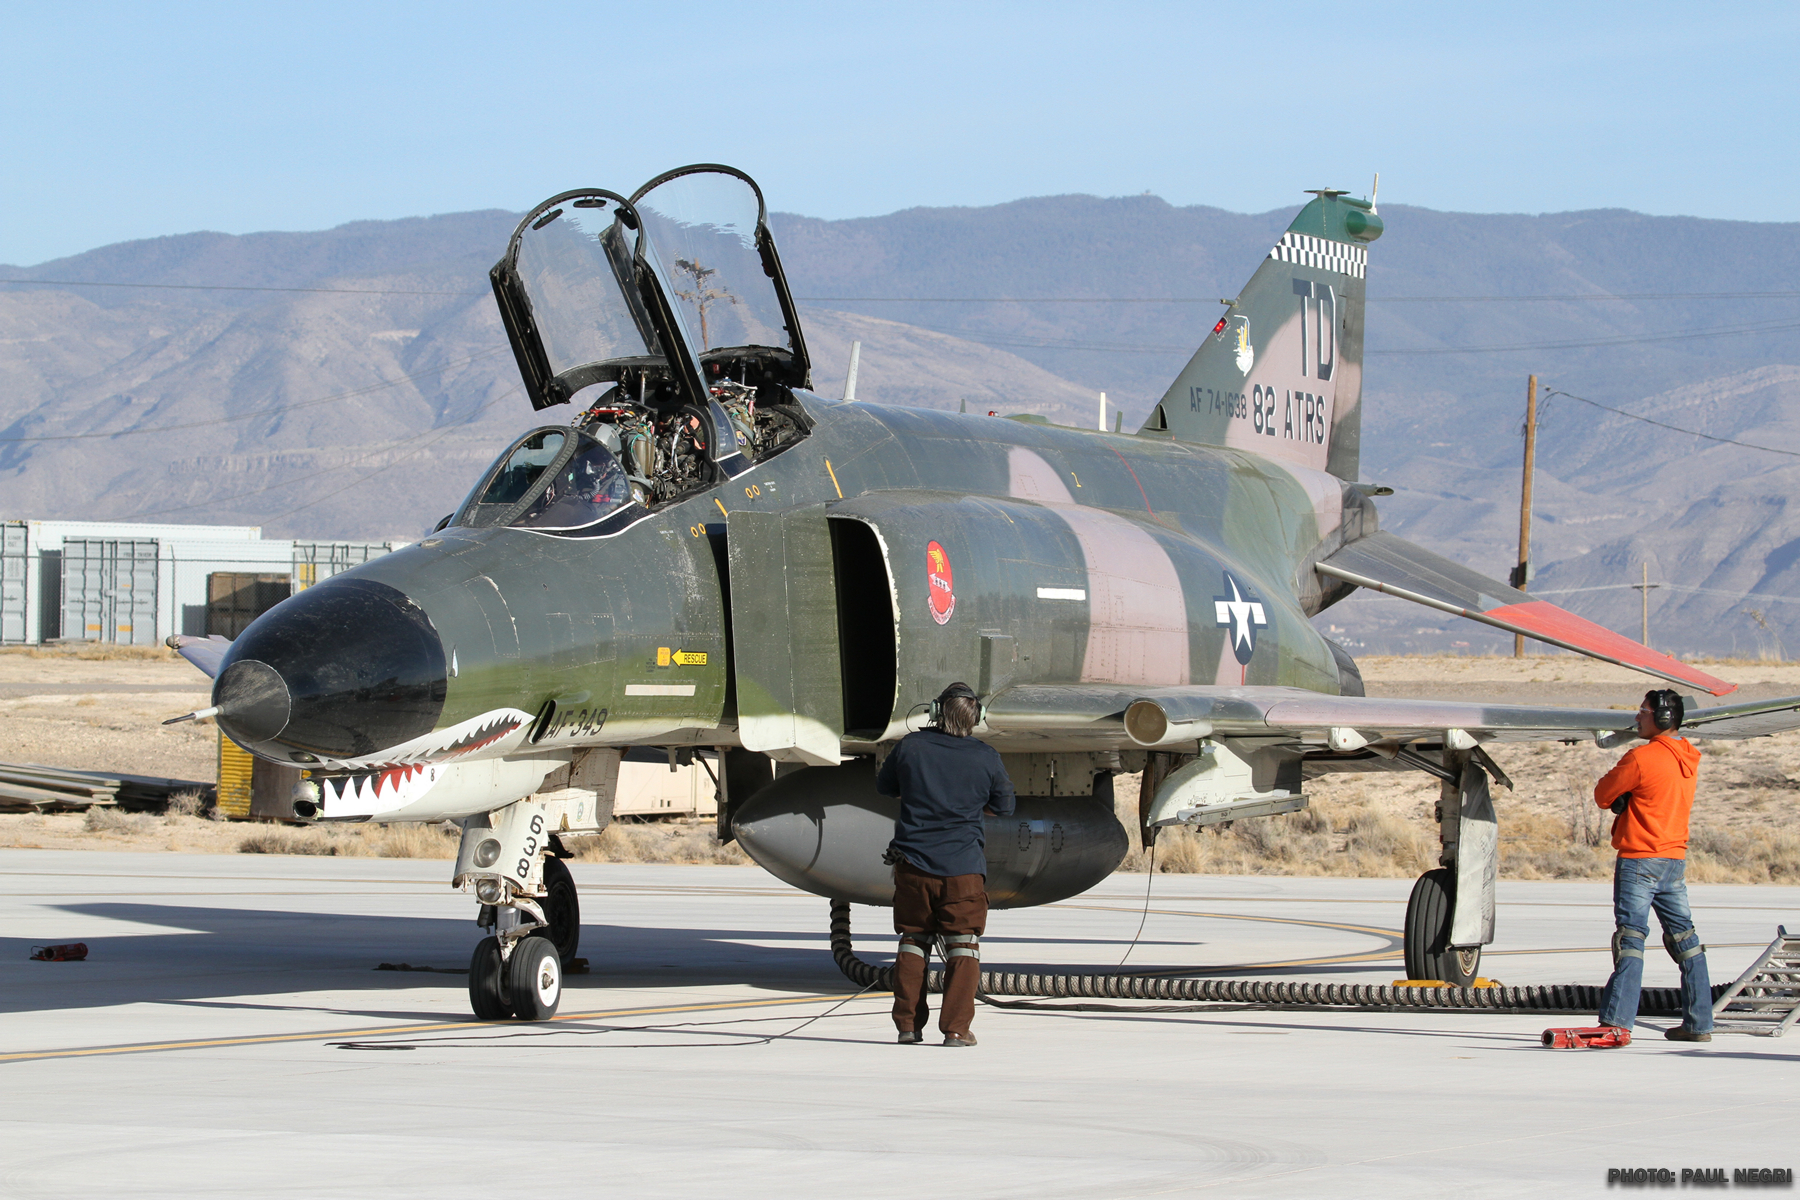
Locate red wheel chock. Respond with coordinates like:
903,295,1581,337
1542,1025,1631,1048
29,943,88,962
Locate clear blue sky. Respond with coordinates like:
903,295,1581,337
4,0,1796,266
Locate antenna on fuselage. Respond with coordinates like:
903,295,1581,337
1098,391,1107,431
1371,172,1380,214
843,340,861,402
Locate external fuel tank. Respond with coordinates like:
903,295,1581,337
731,759,1129,908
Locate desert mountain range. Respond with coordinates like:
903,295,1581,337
2,193,1797,659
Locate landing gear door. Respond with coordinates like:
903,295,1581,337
726,505,843,766
1449,763,1498,948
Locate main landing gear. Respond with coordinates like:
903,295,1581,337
1404,867,1481,985
1401,737,1500,986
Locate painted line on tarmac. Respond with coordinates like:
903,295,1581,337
1051,903,1406,975
0,991,879,1066
1481,940,1765,957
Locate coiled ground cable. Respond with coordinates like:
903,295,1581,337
829,900,1720,1017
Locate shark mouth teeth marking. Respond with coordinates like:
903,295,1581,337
321,762,434,808
440,716,524,759
304,708,534,771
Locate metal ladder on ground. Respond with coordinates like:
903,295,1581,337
1712,926,1800,1037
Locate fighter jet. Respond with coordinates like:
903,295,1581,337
170,164,1800,1020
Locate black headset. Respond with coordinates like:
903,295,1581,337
1646,689,1684,732
929,682,987,727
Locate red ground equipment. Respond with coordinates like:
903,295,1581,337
29,943,88,962
1542,1025,1631,1049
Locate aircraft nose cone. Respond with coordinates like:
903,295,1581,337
213,660,290,743
213,578,447,760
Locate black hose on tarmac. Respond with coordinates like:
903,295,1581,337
829,900,1720,1017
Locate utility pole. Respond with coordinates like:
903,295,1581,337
1632,562,1660,646
1512,374,1538,657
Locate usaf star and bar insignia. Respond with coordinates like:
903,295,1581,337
1214,573,1268,665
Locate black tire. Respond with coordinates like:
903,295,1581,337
1404,868,1481,985
469,936,510,1021
509,935,562,1021
542,856,581,965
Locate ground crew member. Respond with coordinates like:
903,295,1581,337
1593,689,1714,1043
877,682,1015,1047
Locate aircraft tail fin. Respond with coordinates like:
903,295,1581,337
1141,190,1381,482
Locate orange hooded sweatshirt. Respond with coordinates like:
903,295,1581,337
1593,732,1701,859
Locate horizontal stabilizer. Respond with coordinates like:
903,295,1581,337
1316,532,1736,697
165,634,231,679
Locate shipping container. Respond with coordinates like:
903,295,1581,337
61,538,159,645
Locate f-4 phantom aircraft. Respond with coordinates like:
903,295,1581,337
171,165,1800,1020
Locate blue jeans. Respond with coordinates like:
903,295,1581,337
1598,856,1713,1032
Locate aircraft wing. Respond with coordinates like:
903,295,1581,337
1316,532,1737,697
165,634,231,679
981,683,1800,749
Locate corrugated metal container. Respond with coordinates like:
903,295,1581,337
1,523,25,644
292,541,394,590
60,538,159,645
0,521,400,644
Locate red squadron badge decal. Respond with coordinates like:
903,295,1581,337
926,541,956,625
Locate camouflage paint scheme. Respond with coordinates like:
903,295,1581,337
194,168,1799,885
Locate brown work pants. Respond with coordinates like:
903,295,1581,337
891,863,987,1038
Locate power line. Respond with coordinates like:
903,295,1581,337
7,276,1795,305
0,276,486,297
832,312,1800,359
1542,387,1800,459
1370,316,1800,356
1375,291,1800,303
0,348,511,442
1534,582,1800,605
799,291,1800,304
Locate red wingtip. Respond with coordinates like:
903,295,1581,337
1487,600,1737,696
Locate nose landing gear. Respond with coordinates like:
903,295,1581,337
468,899,565,1020
456,797,594,1021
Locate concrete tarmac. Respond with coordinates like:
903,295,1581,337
1,849,1795,1198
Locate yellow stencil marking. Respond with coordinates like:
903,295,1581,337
714,498,729,518
656,647,671,667
824,458,843,499
672,650,708,666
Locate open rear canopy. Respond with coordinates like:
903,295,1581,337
492,166,811,413
630,165,811,389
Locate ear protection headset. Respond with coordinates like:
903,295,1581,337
929,682,987,727
1645,689,1684,732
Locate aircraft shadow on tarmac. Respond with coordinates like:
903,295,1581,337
0,901,854,1017
0,901,1398,1019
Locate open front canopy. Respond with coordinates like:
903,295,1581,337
490,190,662,410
